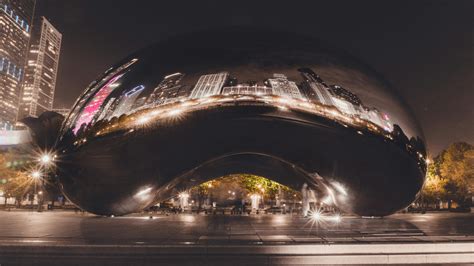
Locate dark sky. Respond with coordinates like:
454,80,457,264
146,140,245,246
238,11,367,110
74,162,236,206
37,0,473,154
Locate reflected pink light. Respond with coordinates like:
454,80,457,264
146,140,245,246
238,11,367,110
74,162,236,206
73,74,124,134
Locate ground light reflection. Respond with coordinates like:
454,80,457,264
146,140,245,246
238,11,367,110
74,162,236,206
304,208,343,232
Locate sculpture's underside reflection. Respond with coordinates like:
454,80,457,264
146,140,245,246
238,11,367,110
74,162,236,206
37,29,427,216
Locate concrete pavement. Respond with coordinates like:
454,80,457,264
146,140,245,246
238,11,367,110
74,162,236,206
0,211,473,264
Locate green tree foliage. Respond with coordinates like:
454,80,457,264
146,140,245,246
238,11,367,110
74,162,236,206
0,153,33,205
437,142,474,207
199,174,296,199
420,163,447,205
420,142,474,208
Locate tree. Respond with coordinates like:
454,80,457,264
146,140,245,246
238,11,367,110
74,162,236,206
0,153,33,206
191,179,222,210
437,142,473,208
420,163,447,208
198,174,297,205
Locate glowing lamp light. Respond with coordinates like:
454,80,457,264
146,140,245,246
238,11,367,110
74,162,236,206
178,192,189,199
31,170,42,180
310,209,322,221
167,108,183,117
136,115,151,125
40,154,52,164
38,152,55,166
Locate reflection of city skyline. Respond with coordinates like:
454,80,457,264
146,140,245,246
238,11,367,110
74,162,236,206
70,66,394,135
62,63,427,171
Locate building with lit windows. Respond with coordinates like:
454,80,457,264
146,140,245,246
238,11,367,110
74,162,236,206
266,73,305,100
329,85,363,106
18,16,62,120
331,96,358,116
298,68,334,106
111,85,145,118
146,72,185,104
221,85,273,96
0,0,35,127
189,72,228,99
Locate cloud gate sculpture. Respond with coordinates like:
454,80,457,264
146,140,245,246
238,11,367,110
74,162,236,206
30,29,428,216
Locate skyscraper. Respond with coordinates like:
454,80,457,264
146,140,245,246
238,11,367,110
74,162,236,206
18,16,62,119
328,85,362,106
111,85,145,118
221,85,274,96
0,0,35,128
298,68,334,106
146,72,184,104
266,73,304,100
189,72,229,99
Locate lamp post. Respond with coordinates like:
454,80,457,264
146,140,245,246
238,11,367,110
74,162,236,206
37,190,44,212
38,152,55,168
30,170,42,211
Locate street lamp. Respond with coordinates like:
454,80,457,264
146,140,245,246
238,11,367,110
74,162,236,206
31,170,42,180
38,152,55,167
29,170,43,211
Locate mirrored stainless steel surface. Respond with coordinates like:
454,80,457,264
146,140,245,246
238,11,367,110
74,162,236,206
51,29,427,216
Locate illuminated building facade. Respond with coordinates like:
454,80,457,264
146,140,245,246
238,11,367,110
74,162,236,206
266,73,304,100
221,85,273,96
111,85,145,118
189,72,229,99
0,0,35,127
298,68,334,106
329,85,363,106
146,72,185,104
73,74,124,133
331,96,358,116
18,16,62,119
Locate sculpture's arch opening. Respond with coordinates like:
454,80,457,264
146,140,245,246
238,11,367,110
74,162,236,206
152,153,347,215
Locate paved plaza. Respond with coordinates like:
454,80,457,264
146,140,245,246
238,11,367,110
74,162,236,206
0,211,473,265
0,211,473,245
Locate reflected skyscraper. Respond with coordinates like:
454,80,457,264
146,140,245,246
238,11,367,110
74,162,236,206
190,72,229,99
266,73,304,100
221,85,273,96
329,85,363,106
0,0,35,128
112,85,145,117
146,72,184,104
18,16,62,120
298,68,334,106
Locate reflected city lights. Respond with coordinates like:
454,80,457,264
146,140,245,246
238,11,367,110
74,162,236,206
136,115,151,126
166,108,184,117
331,181,348,196
46,32,427,217
322,195,333,205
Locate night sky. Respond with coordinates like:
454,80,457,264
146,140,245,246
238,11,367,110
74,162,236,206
37,0,473,154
